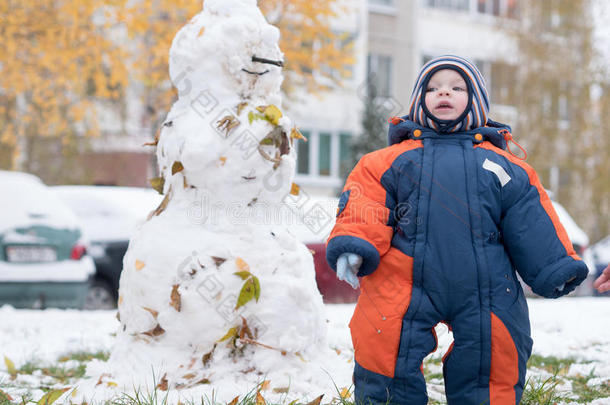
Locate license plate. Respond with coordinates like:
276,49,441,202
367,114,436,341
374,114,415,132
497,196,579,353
5,246,57,263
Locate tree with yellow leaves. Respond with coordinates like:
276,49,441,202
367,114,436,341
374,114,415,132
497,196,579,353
1,0,354,183
0,0,127,181
121,0,355,139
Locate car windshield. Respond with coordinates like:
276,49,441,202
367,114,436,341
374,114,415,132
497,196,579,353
0,172,79,233
53,186,162,242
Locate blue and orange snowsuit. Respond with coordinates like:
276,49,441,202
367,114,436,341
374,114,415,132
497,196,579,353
326,56,588,404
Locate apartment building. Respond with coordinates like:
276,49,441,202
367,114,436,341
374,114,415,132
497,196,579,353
81,0,554,197
294,0,522,197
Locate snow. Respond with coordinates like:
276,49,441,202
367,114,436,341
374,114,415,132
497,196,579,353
52,186,163,243
0,298,609,403
0,171,82,235
62,0,345,402
282,196,339,244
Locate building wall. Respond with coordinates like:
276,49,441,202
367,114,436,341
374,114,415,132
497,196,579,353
368,0,418,115
80,151,154,187
289,0,369,197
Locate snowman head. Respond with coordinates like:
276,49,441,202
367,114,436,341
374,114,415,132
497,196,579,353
169,0,284,106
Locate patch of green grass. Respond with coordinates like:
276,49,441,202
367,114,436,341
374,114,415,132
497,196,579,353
569,370,610,403
12,350,108,386
425,355,443,365
521,372,570,405
17,361,39,376
41,363,87,383
526,354,579,375
58,350,110,363
110,386,171,405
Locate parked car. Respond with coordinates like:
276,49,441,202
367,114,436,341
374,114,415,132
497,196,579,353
53,186,162,309
0,171,95,309
583,235,610,297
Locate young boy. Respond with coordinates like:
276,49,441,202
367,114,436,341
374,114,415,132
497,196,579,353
326,55,588,405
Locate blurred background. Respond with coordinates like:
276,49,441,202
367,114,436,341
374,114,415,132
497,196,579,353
0,0,608,308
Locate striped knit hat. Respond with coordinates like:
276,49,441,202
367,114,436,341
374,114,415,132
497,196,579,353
408,55,490,133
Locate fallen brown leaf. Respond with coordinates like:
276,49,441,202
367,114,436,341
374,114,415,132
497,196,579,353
170,284,181,312
236,102,248,115
157,374,168,391
95,373,111,386
172,161,184,175
211,256,227,266
0,388,13,401
290,183,300,196
143,324,165,337
149,177,165,194
142,307,159,319
235,257,250,272
240,316,253,339
202,344,216,366
149,187,171,218
305,394,324,405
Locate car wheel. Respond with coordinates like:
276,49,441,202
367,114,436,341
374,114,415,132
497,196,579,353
84,279,117,310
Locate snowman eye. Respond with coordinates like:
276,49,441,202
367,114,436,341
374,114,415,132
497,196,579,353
252,55,284,67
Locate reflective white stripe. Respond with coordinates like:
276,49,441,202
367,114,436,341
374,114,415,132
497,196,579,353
483,158,511,187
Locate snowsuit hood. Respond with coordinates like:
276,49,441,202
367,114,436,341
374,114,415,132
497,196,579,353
408,55,490,133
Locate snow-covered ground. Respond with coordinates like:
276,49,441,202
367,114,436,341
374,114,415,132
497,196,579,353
1,298,609,404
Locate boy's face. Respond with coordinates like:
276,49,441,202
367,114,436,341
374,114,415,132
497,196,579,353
424,69,469,121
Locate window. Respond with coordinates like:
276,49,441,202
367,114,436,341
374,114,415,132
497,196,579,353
558,82,571,123
477,0,519,18
318,132,331,176
506,0,519,18
297,131,310,174
367,53,393,97
427,0,469,11
490,62,517,106
339,133,353,178
295,131,354,180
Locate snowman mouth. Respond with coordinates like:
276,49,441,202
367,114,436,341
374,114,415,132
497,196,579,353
242,68,270,76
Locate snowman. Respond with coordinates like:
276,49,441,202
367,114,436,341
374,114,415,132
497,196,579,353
76,0,350,402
